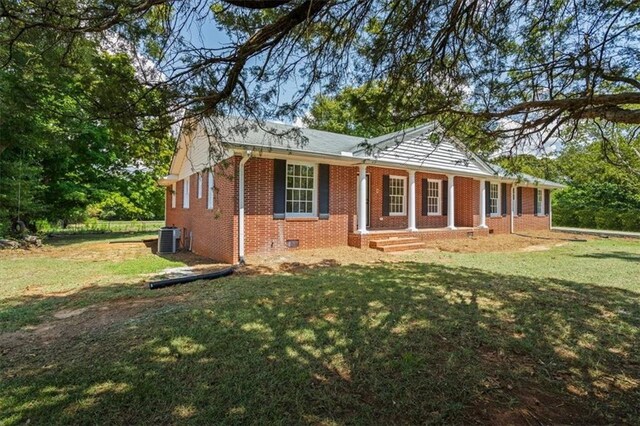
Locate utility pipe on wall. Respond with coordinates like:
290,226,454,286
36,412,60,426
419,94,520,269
238,151,251,264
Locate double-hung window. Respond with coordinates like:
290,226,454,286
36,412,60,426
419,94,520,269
286,163,316,216
536,189,544,216
183,178,190,209
389,176,407,216
489,182,500,216
207,171,214,210
427,180,441,215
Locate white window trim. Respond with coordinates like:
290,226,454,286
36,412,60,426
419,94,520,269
426,179,442,216
536,188,545,216
389,175,407,216
171,183,176,209
197,173,203,199
207,171,214,210
489,182,501,217
285,161,318,218
183,178,190,209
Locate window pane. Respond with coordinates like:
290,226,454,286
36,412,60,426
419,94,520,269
285,163,315,214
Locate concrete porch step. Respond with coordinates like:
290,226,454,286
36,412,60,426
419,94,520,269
369,237,420,249
374,241,427,252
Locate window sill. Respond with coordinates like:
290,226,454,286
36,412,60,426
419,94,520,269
426,213,442,217
285,217,319,222
389,213,407,217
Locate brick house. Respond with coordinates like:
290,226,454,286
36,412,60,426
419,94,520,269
160,119,564,263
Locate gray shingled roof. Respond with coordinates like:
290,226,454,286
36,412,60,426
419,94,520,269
203,117,364,155
197,117,564,187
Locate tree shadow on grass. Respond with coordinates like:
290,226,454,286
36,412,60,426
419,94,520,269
0,262,638,425
574,251,640,262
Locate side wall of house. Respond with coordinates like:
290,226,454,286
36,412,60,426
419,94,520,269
483,183,512,234
514,187,551,231
244,157,358,255
165,157,238,263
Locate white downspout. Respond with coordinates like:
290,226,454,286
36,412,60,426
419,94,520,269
549,189,553,230
238,151,251,264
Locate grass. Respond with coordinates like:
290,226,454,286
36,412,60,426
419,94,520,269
0,233,184,332
0,234,638,424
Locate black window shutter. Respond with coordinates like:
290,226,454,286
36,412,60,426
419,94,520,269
544,189,550,216
533,188,539,215
442,180,448,216
485,181,491,216
517,187,523,216
318,164,330,219
421,179,428,215
501,183,507,216
382,175,390,216
273,159,286,219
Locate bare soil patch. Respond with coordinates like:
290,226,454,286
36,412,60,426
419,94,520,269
0,295,184,361
245,231,592,270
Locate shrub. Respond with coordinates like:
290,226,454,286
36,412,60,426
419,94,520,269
35,219,53,234
87,193,145,221
554,207,639,232
620,210,640,232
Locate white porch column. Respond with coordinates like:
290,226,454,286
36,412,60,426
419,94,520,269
447,175,456,229
407,170,417,231
357,164,368,234
479,179,488,228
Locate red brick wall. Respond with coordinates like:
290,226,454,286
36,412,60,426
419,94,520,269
244,158,357,254
484,183,512,234
415,172,449,228
514,187,550,231
367,167,409,229
454,176,477,227
165,157,238,263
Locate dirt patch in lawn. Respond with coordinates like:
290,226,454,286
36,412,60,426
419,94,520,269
0,236,218,267
245,231,593,270
0,295,184,362
427,230,590,253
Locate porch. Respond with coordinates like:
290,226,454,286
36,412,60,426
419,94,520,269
348,226,491,251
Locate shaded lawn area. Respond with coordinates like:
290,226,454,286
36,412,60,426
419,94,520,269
0,235,639,424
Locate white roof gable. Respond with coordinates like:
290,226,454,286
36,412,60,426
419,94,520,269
352,123,493,176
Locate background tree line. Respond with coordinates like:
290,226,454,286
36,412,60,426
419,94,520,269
0,27,173,235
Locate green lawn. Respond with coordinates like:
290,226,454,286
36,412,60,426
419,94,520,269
0,235,638,424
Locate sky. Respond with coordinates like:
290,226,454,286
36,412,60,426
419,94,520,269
179,11,309,126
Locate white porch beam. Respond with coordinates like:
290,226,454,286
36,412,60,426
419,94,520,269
447,175,456,229
357,164,368,234
407,170,417,231
479,179,488,228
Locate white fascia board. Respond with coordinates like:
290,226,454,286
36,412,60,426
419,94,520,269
158,174,179,186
